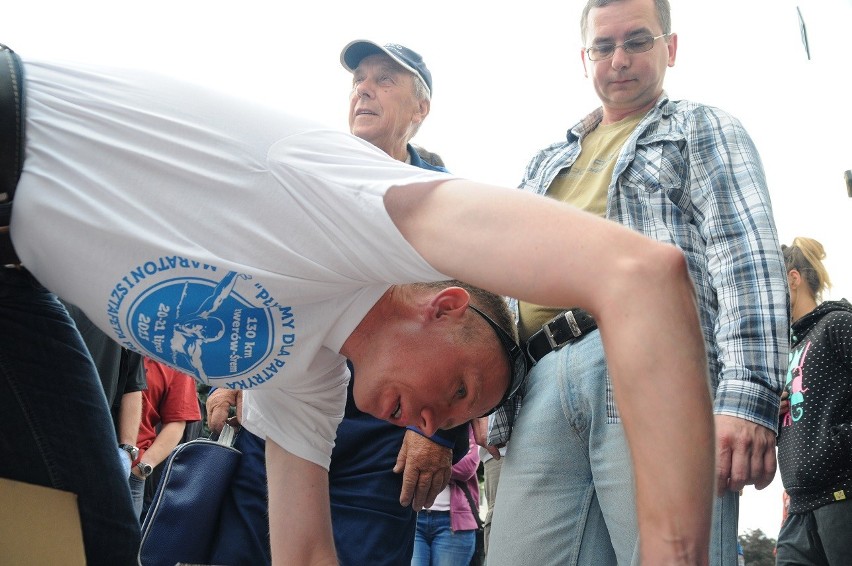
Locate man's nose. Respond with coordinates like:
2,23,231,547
418,407,437,437
354,82,373,99
610,47,631,69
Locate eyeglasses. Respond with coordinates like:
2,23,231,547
585,33,671,61
467,304,529,417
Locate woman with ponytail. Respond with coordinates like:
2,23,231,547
776,237,852,565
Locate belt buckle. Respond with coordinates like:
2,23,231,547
543,310,582,351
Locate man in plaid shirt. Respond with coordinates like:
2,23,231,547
485,1,788,565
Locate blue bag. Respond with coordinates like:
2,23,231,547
138,424,241,566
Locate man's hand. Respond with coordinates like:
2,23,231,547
715,414,777,496
206,388,242,434
472,416,502,460
779,390,790,417
393,430,452,510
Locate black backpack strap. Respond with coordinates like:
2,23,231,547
0,43,26,265
455,480,484,529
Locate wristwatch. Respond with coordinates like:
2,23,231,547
136,461,154,479
119,443,139,461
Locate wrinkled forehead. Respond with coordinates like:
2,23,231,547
354,53,413,79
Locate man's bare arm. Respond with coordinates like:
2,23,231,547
385,179,716,565
133,421,186,475
266,439,337,566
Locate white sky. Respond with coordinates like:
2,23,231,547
5,0,851,541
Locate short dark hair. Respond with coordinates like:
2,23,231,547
580,0,672,43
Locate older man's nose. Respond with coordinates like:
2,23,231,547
355,81,373,99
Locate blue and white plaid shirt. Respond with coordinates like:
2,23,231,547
490,93,789,445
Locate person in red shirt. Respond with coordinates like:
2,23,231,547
130,358,201,519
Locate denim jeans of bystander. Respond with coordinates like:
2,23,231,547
0,267,141,566
413,510,475,566
487,329,738,565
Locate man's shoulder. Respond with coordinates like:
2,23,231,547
419,161,449,173
631,99,749,149
409,144,449,172
658,98,741,129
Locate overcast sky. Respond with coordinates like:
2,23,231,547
5,0,851,540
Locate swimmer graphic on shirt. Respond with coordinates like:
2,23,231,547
170,271,251,381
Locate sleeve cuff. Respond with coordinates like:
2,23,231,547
406,426,455,449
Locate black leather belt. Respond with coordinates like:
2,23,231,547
525,308,598,365
0,43,26,266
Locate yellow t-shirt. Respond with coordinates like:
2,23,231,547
518,113,644,341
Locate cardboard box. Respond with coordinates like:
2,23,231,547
0,477,86,565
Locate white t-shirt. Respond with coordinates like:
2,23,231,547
12,60,455,468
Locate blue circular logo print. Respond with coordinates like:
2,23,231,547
126,273,274,383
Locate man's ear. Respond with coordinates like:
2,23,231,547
414,98,430,125
581,47,589,78
666,32,678,67
429,286,470,320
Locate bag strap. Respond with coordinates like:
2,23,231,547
0,43,26,266
216,422,238,447
0,43,25,204
454,480,484,529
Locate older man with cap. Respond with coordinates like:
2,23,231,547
202,40,462,566
341,40,440,168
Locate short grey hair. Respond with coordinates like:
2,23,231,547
412,74,431,103
408,72,430,138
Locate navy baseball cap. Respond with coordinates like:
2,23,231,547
340,40,433,97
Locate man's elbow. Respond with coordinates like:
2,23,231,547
654,243,693,291
606,242,693,305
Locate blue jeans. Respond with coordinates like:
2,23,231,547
412,510,475,566
0,268,141,565
776,498,852,565
129,473,146,520
488,331,737,565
